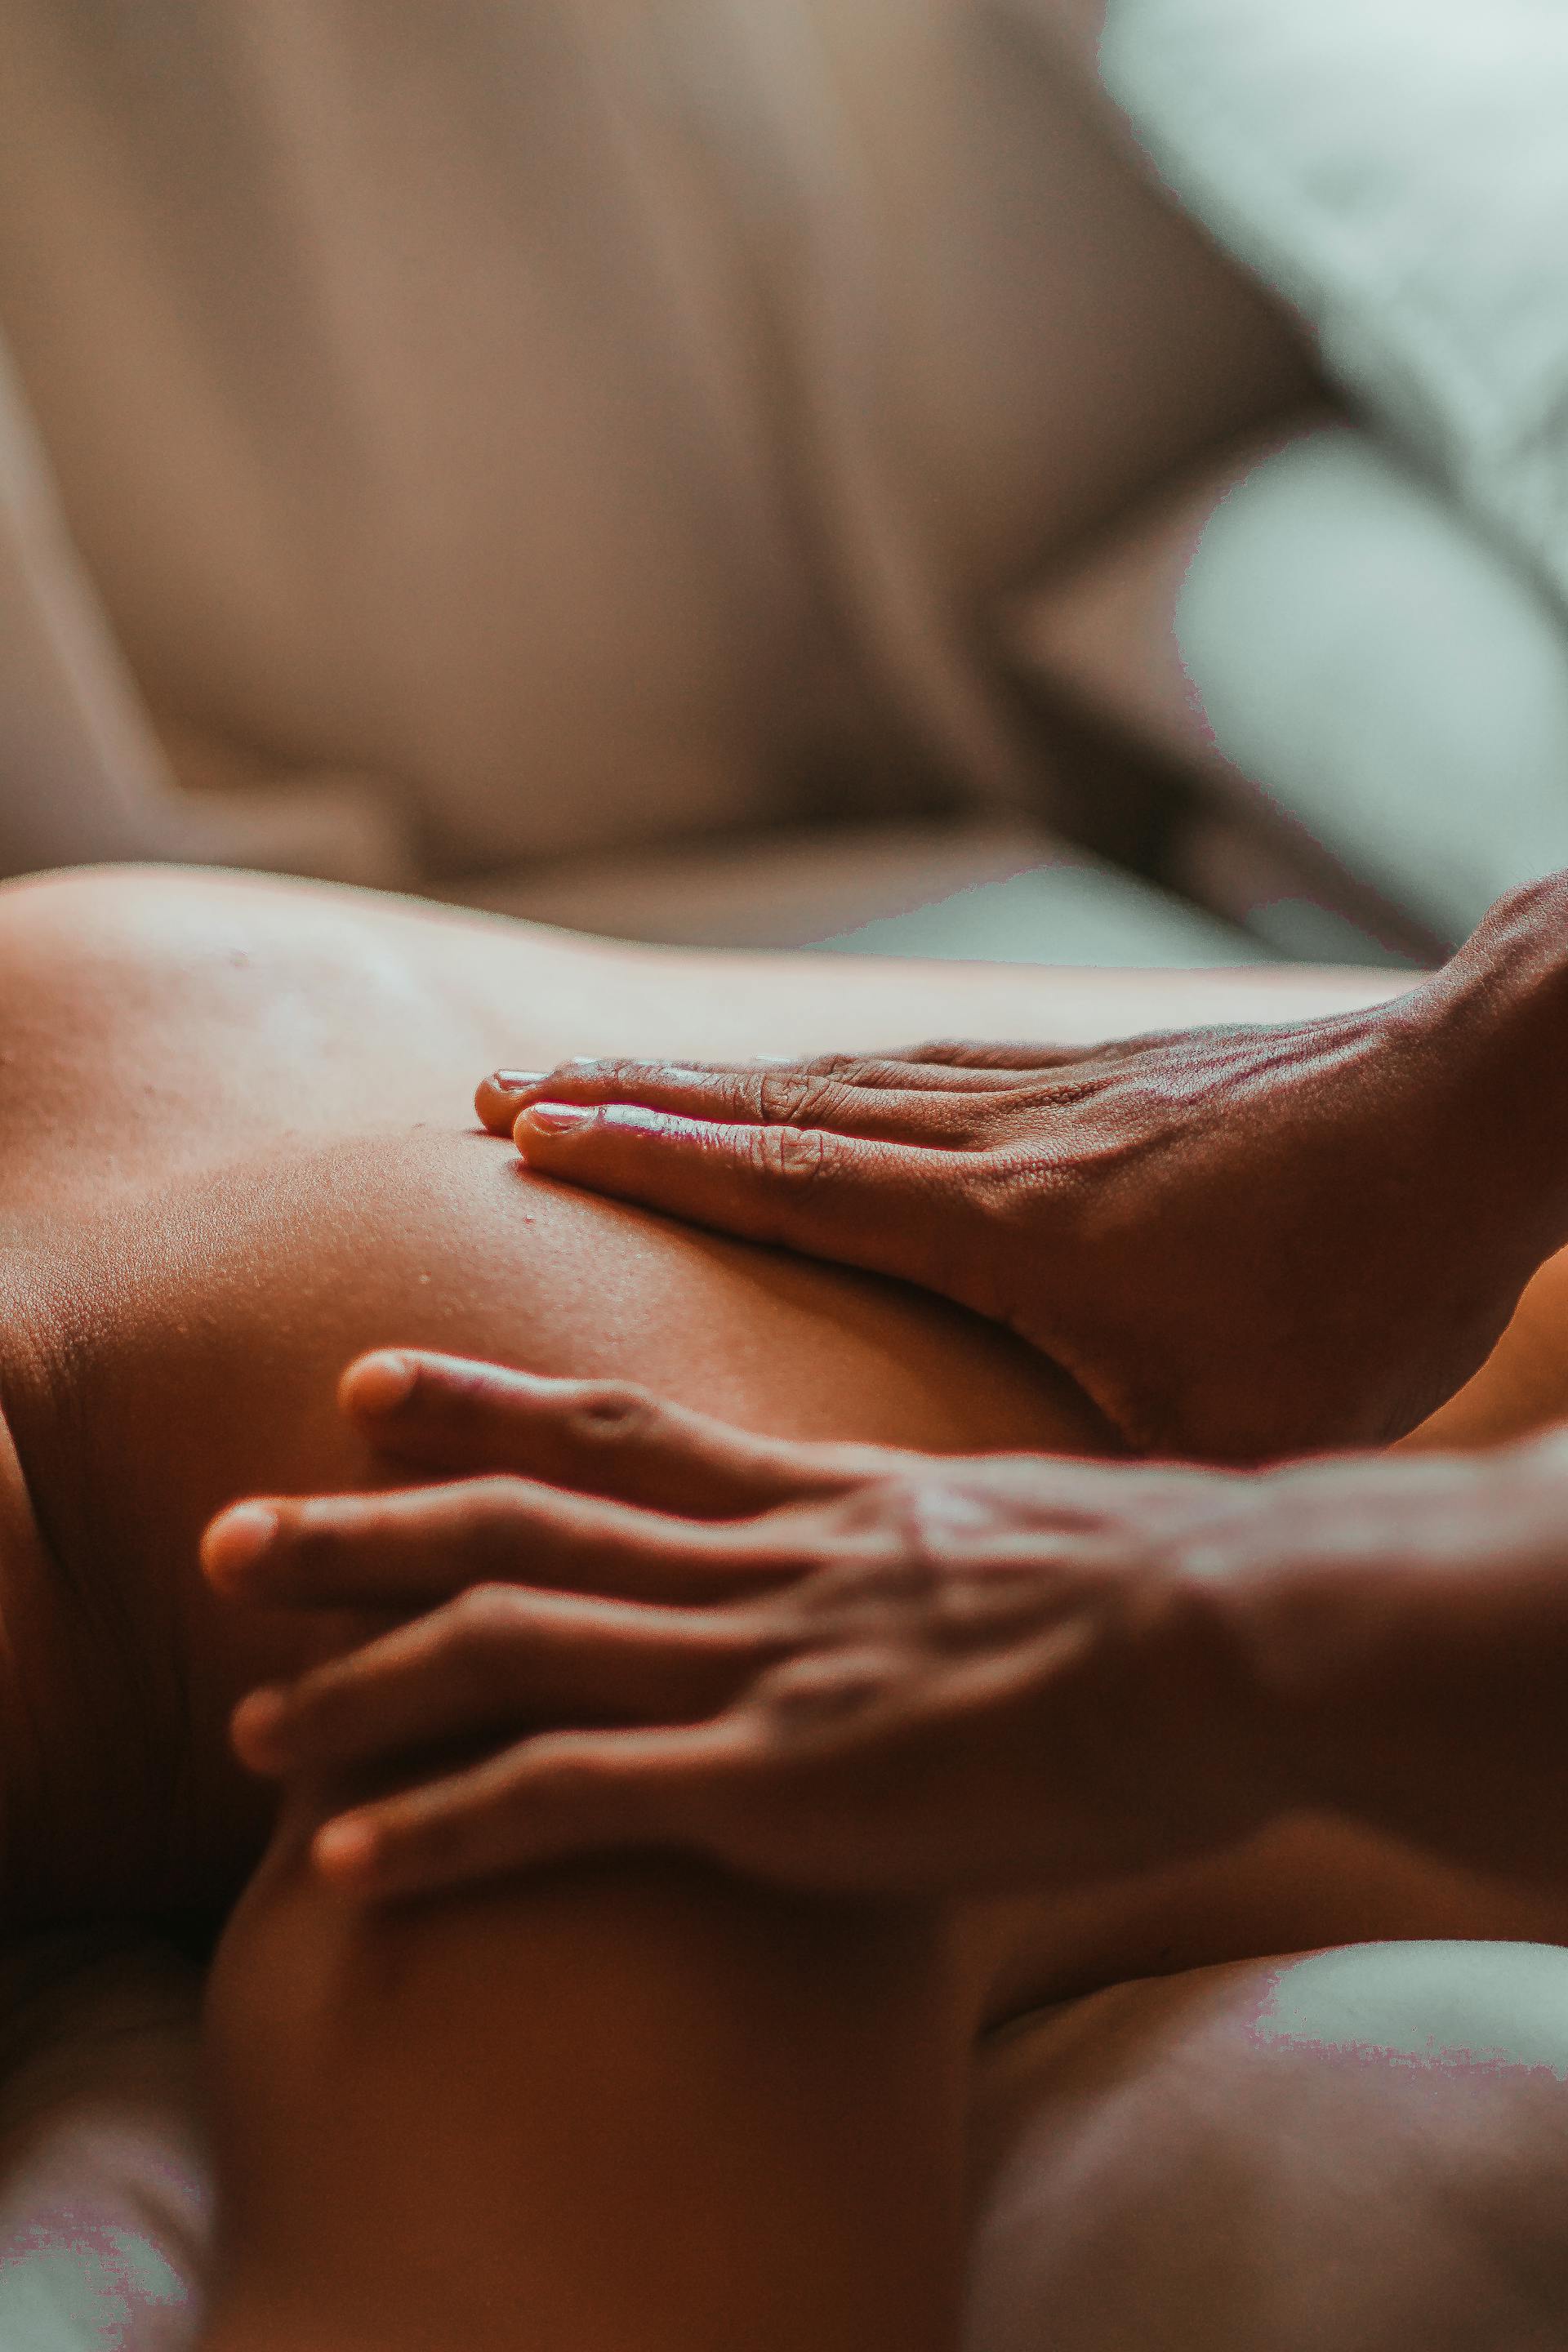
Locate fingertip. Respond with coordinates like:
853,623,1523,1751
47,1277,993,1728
475,1070,547,1133
230,1686,289,1770
339,1349,418,1419
202,1500,280,1588
514,1101,598,1143
314,1815,381,1881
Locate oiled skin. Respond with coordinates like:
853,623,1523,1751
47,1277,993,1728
1,862,1566,2017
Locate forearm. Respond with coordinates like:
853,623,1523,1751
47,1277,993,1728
1215,1434,1568,1886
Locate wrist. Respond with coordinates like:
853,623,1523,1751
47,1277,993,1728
1404,871,1568,1265
1165,1506,1323,1830
1191,1517,1390,1832
1151,1521,1312,1836
1192,1441,1568,1880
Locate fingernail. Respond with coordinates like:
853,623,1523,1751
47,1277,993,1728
202,1503,278,1584
519,1100,595,1134
489,1070,546,1093
345,1351,417,1417
315,1817,379,1877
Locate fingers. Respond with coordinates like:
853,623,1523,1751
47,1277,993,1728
477,1068,546,1133
509,1105,965,1283
336,1352,853,1516
474,1040,1124,1143
310,1717,759,1896
230,1581,777,1779
500,1060,1000,1143
476,1058,973,1129
483,1068,1006,1305
201,1475,801,1614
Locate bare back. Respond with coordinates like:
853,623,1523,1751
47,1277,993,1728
0,866,1115,1933
2,863,1566,2015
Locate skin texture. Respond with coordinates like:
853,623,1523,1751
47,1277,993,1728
479,875,1568,1459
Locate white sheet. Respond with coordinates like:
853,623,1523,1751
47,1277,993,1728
1095,0,1568,617
0,1932,209,2351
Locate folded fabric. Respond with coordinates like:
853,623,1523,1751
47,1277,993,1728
1094,0,1568,617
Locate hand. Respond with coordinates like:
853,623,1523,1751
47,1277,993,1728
199,1348,1291,1904
474,970,1542,1461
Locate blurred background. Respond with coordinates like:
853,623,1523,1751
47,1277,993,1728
3,0,1566,982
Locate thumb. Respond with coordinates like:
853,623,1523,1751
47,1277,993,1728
512,1097,966,1293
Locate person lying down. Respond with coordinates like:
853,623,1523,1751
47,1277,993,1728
1,859,1566,2352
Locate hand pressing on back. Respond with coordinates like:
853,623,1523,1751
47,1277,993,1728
475,887,1568,1461
201,1348,1568,1907
200,1349,1293,1904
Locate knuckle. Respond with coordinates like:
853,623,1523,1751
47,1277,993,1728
826,1472,943,1558
461,1475,538,1557
805,1479,971,1624
752,1646,903,1726
451,1582,530,1646
560,1380,660,1450
752,1069,854,1130
453,1578,528,1628
755,1067,817,1125
449,1585,534,1696
751,1121,834,1191
879,1477,975,1566
974,1143,1048,1227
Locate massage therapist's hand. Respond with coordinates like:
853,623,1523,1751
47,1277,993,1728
201,1350,1292,1904
479,881,1568,1459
